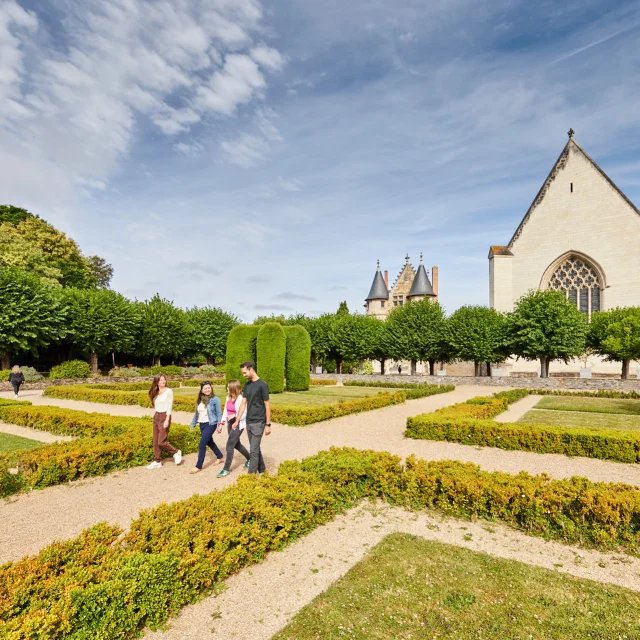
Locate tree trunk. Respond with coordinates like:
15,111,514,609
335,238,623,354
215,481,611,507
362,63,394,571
622,359,630,380
358,358,364,374
379,358,386,375
89,352,99,375
154,356,161,367
311,355,318,372
112,352,116,369
486,362,492,377
1,352,10,371
540,357,550,378
428,358,436,376
411,360,417,376
337,360,342,375
474,361,481,377
206,356,214,365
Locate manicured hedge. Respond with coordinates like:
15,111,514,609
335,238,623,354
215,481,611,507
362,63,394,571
225,324,260,383
256,322,286,393
284,325,311,391
49,359,91,380
310,379,337,386
2,447,640,639
344,380,448,389
0,403,200,496
406,391,640,463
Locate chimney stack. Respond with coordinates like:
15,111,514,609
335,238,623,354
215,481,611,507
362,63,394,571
432,266,439,301
384,270,389,289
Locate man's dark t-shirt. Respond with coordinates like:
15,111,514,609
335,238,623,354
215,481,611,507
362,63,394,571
243,378,270,423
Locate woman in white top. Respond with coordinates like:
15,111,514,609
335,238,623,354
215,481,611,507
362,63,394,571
216,379,250,478
147,374,182,469
188,380,223,474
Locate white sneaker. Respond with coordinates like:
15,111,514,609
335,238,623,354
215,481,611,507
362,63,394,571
146,461,162,469
14,394,18,400
173,450,182,466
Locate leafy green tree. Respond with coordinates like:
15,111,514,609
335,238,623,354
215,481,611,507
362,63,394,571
62,288,139,373
0,268,67,369
0,204,34,226
383,300,447,374
138,295,189,366
336,301,350,316
506,290,587,378
253,314,287,326
186,306,239,364
331,314,382,372
306,314,338,370
446,306,507,376
588,307,640,379
85,256,114,289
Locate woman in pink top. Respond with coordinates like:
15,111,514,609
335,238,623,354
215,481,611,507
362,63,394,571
216,379,250,477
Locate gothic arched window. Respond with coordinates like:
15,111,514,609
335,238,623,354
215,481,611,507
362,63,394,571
546,254,603,318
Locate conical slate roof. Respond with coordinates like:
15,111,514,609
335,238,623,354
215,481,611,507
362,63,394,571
366,262,389,301
408,257,436,298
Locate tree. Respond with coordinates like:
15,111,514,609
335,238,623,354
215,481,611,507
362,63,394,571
506,290,587,378
588,307,640,379
86,256,114,289
62,288,139,373
0,204,35,226
383,300,447,375
306,314,338,369
446,306,507,376
0,268,67,369
138,295,189,366
331,314,381,372
336,301,349,316
186,306,239,364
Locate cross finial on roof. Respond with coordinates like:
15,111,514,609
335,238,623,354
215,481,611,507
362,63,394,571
568,128,575,139
376,259,380,270
405,253,410,263
419,252,423,264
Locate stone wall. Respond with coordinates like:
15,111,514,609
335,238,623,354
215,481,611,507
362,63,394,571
0,373,225,392
311,373,640,391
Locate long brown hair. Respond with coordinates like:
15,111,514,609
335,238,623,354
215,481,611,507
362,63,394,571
227,379,242,401
148,374,167,403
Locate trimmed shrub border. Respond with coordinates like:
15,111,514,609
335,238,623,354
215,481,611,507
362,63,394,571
256,323,286,393
2,447,640,638
225,324,260,383
43,383,454,427
284,325,312,391
406,389,640,463
0,400,200,497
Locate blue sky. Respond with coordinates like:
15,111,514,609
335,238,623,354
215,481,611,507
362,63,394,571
2,0,640,321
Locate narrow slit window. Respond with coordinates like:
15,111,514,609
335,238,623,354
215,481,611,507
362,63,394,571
570,183,573,193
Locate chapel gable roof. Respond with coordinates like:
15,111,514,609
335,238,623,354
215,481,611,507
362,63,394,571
488,245,513,258
507,136,640,249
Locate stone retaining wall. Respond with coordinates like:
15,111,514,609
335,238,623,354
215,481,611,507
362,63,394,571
311,373,640,391
0,373,225,392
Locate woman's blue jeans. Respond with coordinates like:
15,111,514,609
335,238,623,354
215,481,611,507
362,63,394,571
197,422,223,468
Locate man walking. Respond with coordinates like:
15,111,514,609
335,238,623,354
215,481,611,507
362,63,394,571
235,361,271,475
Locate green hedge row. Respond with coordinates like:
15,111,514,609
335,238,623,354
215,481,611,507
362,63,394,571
0,402,200,497
310,379,337,386
406,391,640,463
344,380,446,389
225,324,259,383
2,447,640,639
256,322,286,393
284,325,311,391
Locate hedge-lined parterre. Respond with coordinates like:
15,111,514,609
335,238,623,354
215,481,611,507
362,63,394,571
406,389,640,463
43,382,454,426
0,400,200,497
2,447,640,639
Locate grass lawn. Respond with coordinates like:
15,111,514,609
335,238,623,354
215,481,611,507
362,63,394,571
276,533,640,640
536,396,640,416
518,408,640,431
172,385,396,407
0,432,43,453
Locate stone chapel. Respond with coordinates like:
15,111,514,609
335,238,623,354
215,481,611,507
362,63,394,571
489,130,640,374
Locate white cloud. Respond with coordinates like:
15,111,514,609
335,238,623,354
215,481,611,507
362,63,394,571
250,45,286,71
173,141,205,156
220,133,269,167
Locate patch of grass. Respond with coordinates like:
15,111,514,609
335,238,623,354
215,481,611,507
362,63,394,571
0,432,43,453
519,408,640,431
275,533,640,640
536,396,640,416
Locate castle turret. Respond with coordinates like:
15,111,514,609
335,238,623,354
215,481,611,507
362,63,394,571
365,260,389,319
407,254,437,302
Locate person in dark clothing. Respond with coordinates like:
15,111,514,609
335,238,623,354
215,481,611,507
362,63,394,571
8,366,25,399
234,361,271,475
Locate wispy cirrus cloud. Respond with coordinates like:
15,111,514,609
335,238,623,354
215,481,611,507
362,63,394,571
275,292,317,302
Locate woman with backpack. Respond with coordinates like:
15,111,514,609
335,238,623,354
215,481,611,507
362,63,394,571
8,366,25,399
188,380,224,474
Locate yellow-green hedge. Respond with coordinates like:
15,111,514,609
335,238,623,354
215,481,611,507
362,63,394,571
406,391,640,463
0,403,200,496
2,447,640,639
310,379,337,386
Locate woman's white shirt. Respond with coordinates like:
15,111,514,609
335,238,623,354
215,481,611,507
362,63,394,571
154,388,173,416
197,402,209,423
221,395,246,430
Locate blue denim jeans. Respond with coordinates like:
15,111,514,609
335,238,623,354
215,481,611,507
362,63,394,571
197,422,223,469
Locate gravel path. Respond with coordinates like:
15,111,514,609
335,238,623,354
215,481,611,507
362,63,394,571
144,501,640,640
0,420,74,443
2,386,640,564
494,394,542,422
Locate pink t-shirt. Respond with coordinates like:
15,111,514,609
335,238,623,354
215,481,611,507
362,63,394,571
226,399,237,416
